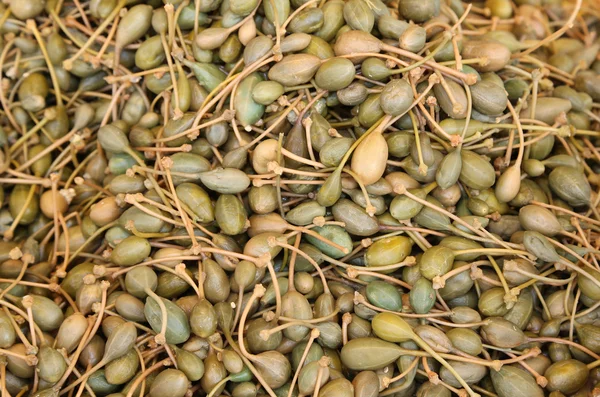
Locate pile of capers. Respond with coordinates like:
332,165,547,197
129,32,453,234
1,0,600,396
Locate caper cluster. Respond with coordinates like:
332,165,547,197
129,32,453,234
1,0,600,396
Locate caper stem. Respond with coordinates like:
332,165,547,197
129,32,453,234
279,308,340,325
83,282,109,349
272,239,331,295
403,33,454,75
161,159,199,247
583,108,600,123
487,256,511,301
260,321,316,341
0,256,27,300
9,117,51,154
288,225,349,253
144,288,169,346
514,0,582,58
558,257,600,290
383,356,419,387
286,328,319,397
549,237,599,273
3,184,37,241
0,348,32,362
488,130,553,154
311,357,330,397
409,110,429,176
231,285,245,330
27,21,63,108
341,168,376,216
124,359,173,397
337,116,388,171
506,263,573,286
350,269,412,290
427,317,489,328
237,286,263,363
381,44,476,85
155,263,202,297
0,359,7,396
1,306,37,355
58,356,108,395
206,375,232,397
62,0,127,71
412,338,479,397
531,336,600,360
453,248,531,257
354,293,457,318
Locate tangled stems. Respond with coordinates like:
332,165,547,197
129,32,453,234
286,328,319,397
268,236,330,295
125,359,173,397
348,268,413,290
353,293,450,318
0,2,599,397
377,313,481,397
260,309,338,340
236,284,278,397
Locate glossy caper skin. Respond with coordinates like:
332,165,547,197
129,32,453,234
268,54,321,86
315,57,356,91
545,359,589,394
136,36,166,70
111,236,151,266
149,369,189,397
252,81,285,105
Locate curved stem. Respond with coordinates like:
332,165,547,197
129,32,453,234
145,288,168,345
206,375,231,397
124,359,172,397
383,356,419,388
412,334,479,397
270,238,330,294
287,329,319,397
237,285,265,361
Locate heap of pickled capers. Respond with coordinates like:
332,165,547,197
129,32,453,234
1,0,600,395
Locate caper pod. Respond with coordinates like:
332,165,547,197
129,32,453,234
252,81,284,105
315,0,345,41
175,183,214,223
400,25,427,52
398,0,440,22
289,8,324,33
234,73,265,128
19,74,49,114
149,369,189,397
111,236,151,266
315,57,356,91
461,40,511,72
344,0,374,32
268,54,321,86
